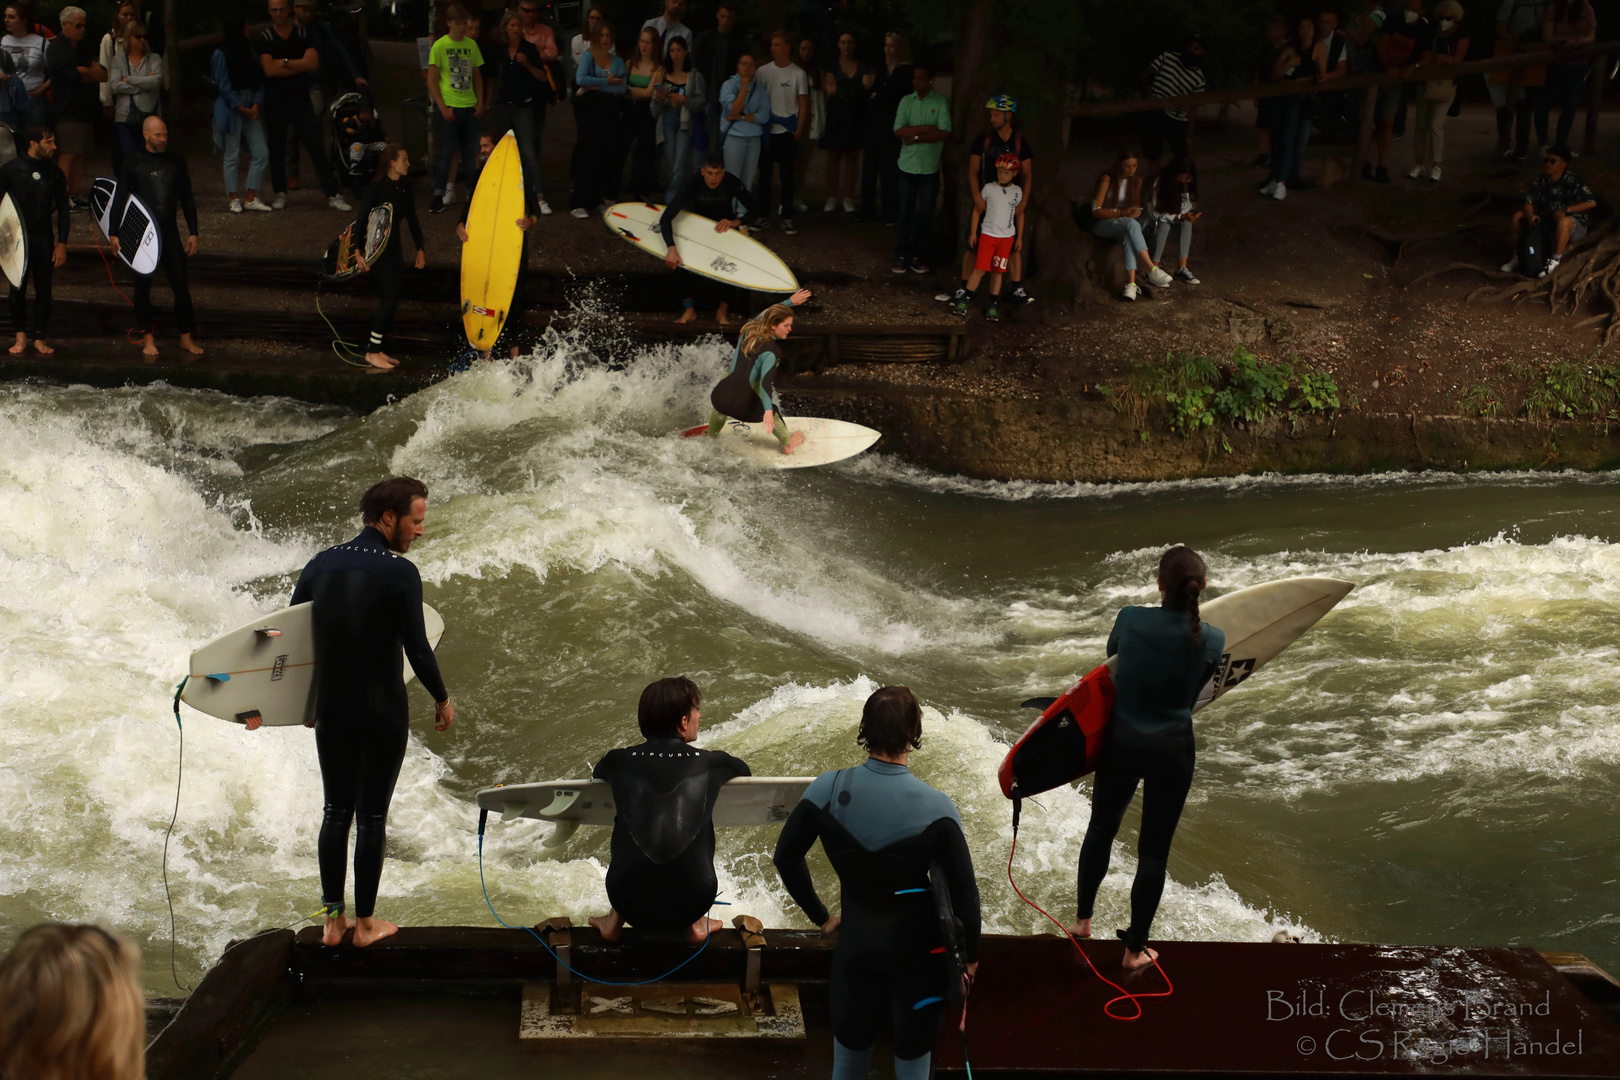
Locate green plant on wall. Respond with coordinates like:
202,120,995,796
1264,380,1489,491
1115,348,1342,442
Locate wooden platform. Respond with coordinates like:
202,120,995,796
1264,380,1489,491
145,927,1620,1080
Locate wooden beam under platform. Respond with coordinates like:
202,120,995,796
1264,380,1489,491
147,926,1620,1080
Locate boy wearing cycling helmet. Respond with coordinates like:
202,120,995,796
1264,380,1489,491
952,150,1024,321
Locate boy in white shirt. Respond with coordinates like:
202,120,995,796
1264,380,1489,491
753,30,809,234
952,154,1024,321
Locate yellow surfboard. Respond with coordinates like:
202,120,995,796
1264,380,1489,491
460,131,526,350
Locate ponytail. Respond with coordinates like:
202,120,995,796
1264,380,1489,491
1158,545,1208,645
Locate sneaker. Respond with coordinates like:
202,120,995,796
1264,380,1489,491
950,297,969,317
793,199,809,213
823,197,837,212
1429,166,1442,182
1501,255,1521,273
1174,267,1200,285
70,195,89,211
271,192,287,210
1540,254,1562,278
1494,143,1513,161
1513,149,1528,163
328,194,352,211
538,199,553,216
891,261,907,275
748,218,771,231
1272,181,1287,201
1407,164,1424,179
780,217,798,235
444,184,458,206
570,207,588,219
908,260,930,274
229,198,243,214
1122,282,1139,301
1010,286,1033,306
985,301,1001,322
1146,265,1174,288
1361,162,1374,180
1375,166,1391,183
1260,179,1278,196
244,198,273,213
430,195,446,214
843,198,856,213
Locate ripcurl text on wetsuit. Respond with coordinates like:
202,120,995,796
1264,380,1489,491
0,153,68,340
111,147,199,337
353,174,424,356
290,526,448,919
773,760,981,1080
1076,605,1225,951
592,738,751,931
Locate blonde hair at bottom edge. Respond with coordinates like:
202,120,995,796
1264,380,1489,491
0,923,146,1080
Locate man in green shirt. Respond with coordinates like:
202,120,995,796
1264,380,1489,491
891,61,950,275
426,4,486,213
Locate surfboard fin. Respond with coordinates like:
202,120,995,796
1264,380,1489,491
1020,696,1058,710
206,672,231,683
236,710,262,731
254,627,282,638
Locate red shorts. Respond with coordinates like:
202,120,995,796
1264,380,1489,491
975,233,1015,274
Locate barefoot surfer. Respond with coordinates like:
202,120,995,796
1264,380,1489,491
772,686,980,1080
706,288,811,455
1065,546,1224,970
660,152,759,326
290,477,455,947
588,677,750,944
353,143,425,371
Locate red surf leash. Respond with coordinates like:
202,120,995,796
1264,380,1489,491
1005,799,1174,1021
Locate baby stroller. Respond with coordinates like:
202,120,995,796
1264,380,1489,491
328,90,387,193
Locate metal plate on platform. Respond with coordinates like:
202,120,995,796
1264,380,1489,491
520,982,803,1039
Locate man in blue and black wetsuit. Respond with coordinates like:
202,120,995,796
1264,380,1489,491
589,677,750,943
290,475,455,948
773,686,980,1080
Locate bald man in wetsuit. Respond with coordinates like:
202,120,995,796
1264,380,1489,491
290,476,455,947
109,116,202,359
589,677,750,943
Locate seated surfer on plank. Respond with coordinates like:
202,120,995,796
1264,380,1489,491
1066,545,1224,970
660,151,760,326
588,677,751,944
706,288,813,455
290,477,456,948
772,686,980,1080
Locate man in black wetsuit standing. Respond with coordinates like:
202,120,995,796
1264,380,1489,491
659,152,759,325
290,476,455,948
0,125,70,357
588,677,750,943
109,117,203,360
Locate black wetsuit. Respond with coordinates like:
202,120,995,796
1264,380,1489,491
592,738,750,931
0,154,68,338
289,526,448,919
1075,605,1226,951
774,760,980,1074
457,185,537,354
111,148,198,336
659,170,757,311
353,175,423,354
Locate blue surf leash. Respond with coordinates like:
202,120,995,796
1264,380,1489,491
477,808,721,986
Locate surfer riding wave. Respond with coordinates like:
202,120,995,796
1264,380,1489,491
706,288,813,455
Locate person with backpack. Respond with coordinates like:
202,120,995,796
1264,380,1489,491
946,94,1033,310
1501,144,1594,278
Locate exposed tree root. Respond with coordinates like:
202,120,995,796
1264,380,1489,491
1467,223,1620,342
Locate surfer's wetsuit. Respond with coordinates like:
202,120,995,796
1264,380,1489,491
290,526,448,919
707,298,794,448
0,153,68,339
1076,605,1225,952
659,170,758,312
111,148,198,336
773,760,980,1080
591,738,750,931
353,175,424,355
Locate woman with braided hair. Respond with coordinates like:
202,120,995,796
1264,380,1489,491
1066,545,1226,970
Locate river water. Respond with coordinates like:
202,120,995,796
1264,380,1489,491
2,345,1617,995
